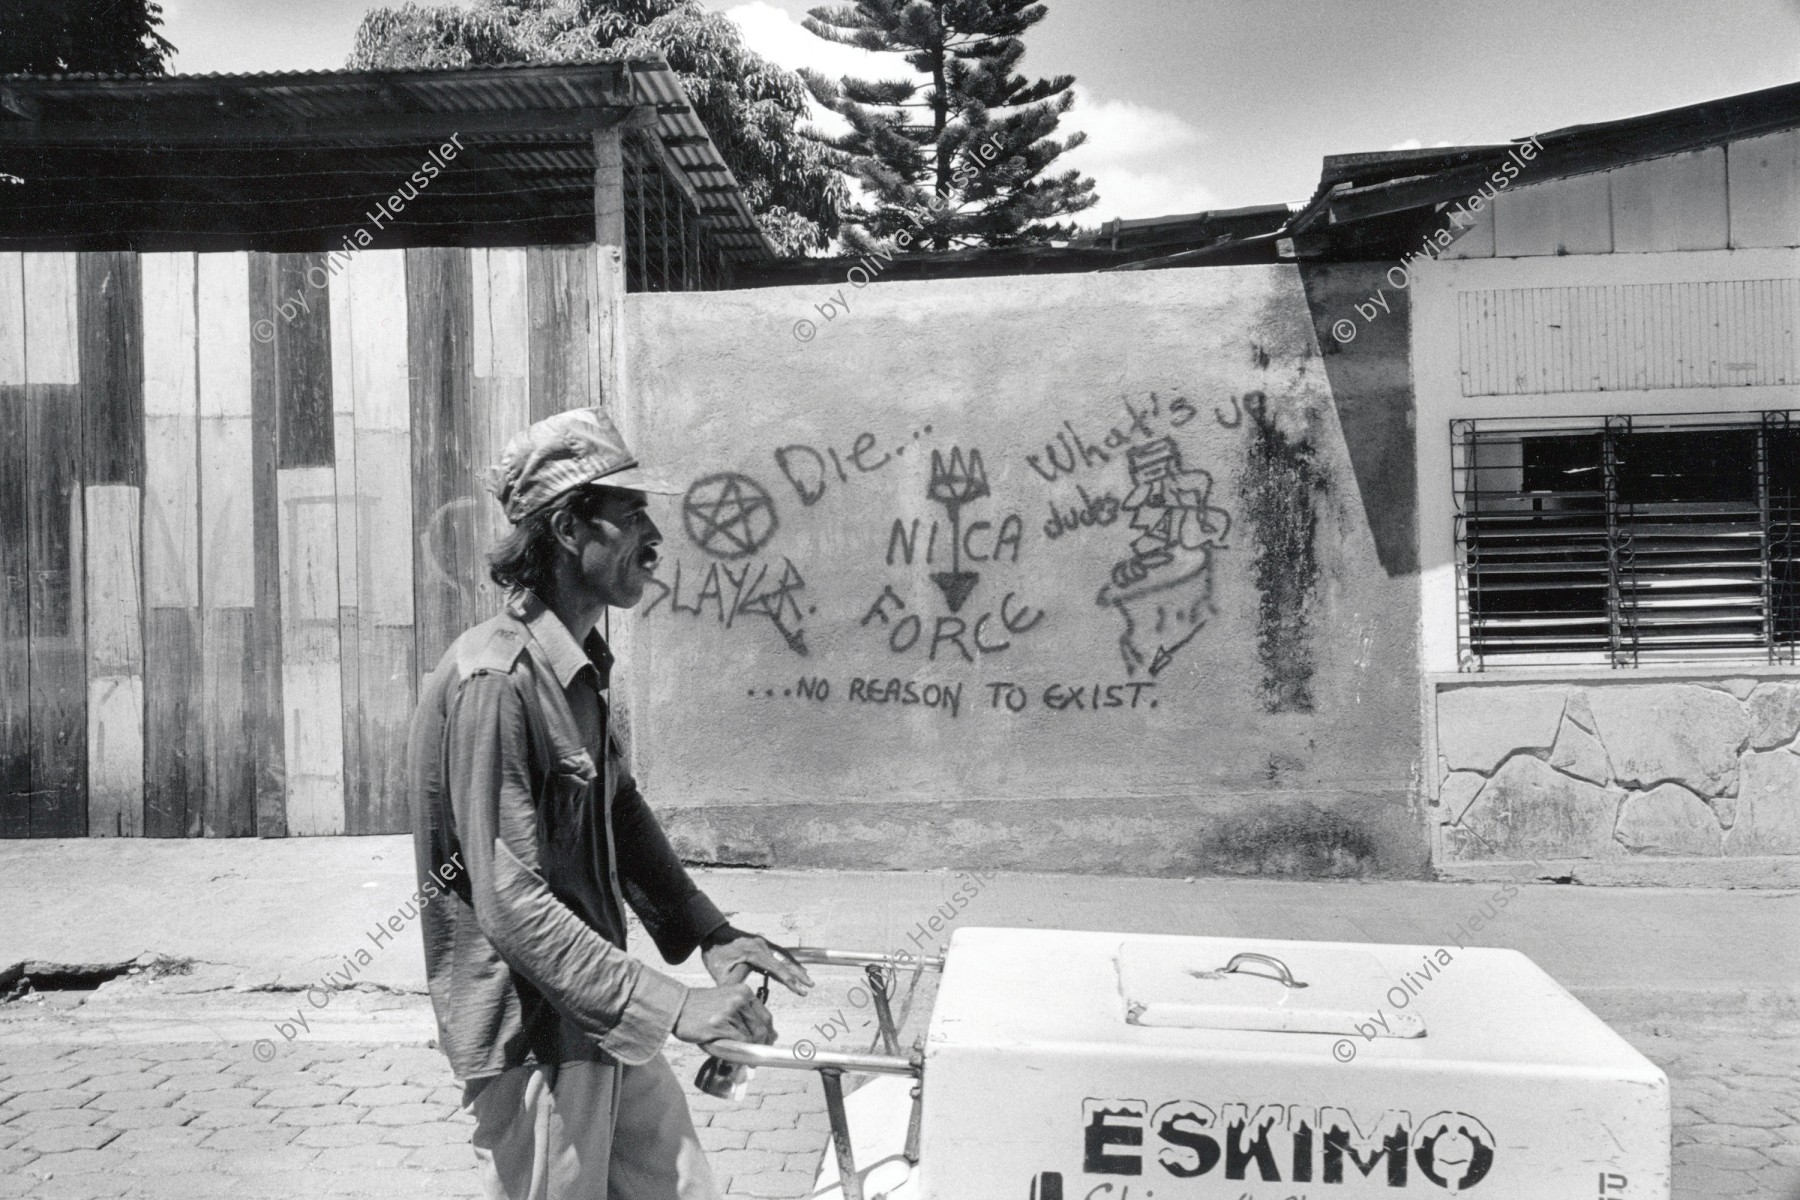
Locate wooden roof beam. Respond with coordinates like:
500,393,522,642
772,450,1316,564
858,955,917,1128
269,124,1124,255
0,104,641,146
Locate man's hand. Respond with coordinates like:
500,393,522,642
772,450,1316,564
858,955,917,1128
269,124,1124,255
673,980,775,1046
700,925,814,996
669,985,766,1050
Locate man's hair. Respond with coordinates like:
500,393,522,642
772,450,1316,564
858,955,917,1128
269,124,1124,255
487,484,635,597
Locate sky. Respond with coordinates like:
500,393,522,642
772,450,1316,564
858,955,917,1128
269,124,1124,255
158,0,1800,224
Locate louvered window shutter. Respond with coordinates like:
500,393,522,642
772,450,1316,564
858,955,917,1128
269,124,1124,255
1454,414,1800,667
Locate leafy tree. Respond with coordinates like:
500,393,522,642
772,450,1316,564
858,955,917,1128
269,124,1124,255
802,0,1096,252
0,0,176,76
349,1,847,255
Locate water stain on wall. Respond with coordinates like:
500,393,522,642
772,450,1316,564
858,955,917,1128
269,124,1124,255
1202,805,1379,877
1240,396,1327,713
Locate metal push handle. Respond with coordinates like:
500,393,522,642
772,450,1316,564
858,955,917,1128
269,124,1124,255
698,947,943,1200
700,1039,922,1076
1221,951,1308,989
785,947,947,971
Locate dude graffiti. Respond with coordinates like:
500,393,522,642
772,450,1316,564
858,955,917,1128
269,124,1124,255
1025,391,1241,677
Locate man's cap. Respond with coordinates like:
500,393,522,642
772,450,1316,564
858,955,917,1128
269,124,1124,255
485,406,682,523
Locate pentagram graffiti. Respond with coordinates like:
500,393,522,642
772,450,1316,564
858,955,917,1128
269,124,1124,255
683,473,779,560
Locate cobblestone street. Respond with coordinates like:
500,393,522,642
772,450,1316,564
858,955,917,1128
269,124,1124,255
3,854,1796,1198
0,1034,835,1200
0,1013,1796,1198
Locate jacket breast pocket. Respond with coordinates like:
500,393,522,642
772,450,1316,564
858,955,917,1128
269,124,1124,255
536,750,599,874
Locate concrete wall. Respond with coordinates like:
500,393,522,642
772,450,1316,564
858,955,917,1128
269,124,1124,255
619,264,1425,877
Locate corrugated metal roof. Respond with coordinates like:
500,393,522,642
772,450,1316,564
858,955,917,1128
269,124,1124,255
0,60,774,260
1291,78,1800,237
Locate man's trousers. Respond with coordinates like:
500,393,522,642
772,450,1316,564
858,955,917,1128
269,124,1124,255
464,1055,722,1200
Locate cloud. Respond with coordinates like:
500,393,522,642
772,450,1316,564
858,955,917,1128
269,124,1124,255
1060,85,1218,224
725,0,901,138
724,2,1220,226
724,0,888,78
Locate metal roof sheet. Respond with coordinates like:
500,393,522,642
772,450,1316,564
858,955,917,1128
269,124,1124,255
0,60,774,259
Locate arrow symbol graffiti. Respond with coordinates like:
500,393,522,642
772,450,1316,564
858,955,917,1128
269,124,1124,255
926,446,988,614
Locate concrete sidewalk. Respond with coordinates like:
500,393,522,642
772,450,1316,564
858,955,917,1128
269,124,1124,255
1,836,1795,1015
0,837,1797,1200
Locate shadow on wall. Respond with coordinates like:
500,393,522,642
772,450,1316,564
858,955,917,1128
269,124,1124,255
1296,263,1418,579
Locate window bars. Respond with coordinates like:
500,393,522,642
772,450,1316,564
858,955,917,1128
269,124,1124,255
1452,411,1800,669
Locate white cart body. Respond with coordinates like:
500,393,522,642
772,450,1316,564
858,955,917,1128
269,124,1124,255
848,926,1670,1199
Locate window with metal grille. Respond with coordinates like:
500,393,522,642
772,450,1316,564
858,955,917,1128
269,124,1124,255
1452,412,1800,668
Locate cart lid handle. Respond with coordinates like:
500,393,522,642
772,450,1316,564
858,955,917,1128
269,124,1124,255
1191,951,1310,989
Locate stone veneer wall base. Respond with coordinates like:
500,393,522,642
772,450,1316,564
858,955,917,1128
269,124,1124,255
1433,854,1800,888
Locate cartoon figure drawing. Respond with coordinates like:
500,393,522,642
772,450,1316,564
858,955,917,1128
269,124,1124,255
1096,436,1232,676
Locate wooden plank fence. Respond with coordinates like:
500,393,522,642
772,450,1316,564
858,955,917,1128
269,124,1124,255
0,244,604,837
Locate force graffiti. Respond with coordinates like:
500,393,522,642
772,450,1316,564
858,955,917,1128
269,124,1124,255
861,585,1045,662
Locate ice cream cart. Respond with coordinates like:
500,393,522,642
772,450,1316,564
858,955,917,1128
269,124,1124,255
704,927,1670,1199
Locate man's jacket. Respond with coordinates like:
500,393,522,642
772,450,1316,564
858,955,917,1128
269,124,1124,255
408,590,727,1081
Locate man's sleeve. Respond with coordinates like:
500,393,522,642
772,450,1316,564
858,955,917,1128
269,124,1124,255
448,670,688,1065
609,756,729,964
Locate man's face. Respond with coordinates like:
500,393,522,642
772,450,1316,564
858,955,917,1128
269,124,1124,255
571,488,662,609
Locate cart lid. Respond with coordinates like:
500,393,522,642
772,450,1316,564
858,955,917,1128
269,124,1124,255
1117,940,1425,1037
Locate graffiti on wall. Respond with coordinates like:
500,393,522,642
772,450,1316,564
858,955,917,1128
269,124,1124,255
861,442,1047,665
642,555,813,656
739,673,1161,720
926,447,988,613
682,472,778,560
1023,391,1238,678
644,374,1282,701
1096,435,1232,677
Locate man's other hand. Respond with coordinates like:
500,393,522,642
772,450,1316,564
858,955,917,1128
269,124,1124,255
700,925,814,996
673,981,775,1046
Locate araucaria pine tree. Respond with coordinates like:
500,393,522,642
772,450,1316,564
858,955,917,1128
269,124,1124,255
802,0,1096,252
